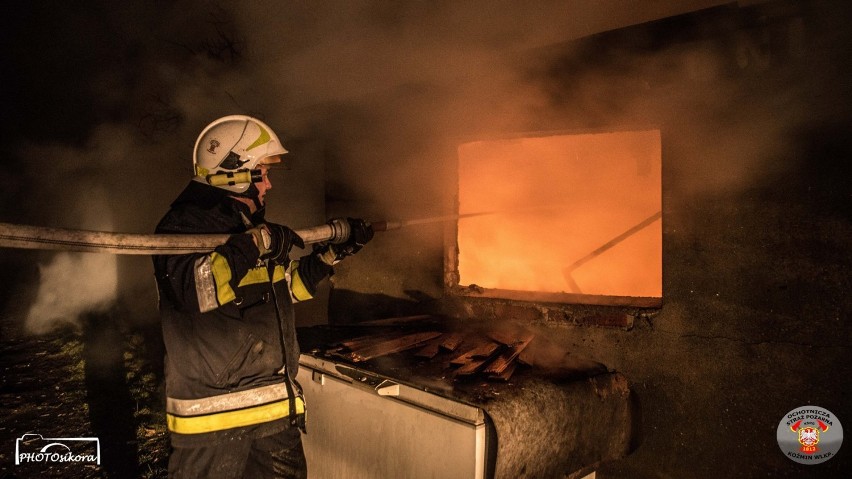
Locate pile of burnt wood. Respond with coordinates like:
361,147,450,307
321,316,536,381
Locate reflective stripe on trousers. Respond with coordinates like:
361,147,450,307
166,382,305,435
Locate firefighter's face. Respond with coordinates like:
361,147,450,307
255,164,273,206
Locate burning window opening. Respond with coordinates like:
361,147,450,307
452,130,662,306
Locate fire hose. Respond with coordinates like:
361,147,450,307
0,219,391,255
0,208,516,255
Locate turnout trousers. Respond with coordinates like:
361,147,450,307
168,427,307,479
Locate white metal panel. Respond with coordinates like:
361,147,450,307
298,355,487,479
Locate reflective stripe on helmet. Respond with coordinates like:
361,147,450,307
246,125,271,151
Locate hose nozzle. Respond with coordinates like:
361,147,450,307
325,218,351,244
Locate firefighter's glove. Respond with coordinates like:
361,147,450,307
248,223,305,263
316,218,374,266
343,217,374,254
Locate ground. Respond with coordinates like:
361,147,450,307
0,312,168,479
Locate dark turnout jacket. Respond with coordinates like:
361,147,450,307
153,181,331,446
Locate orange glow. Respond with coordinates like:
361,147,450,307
457,130,662,298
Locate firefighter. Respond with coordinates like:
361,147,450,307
153,115,373,478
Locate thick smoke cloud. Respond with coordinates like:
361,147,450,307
24,187,118,333
1,0,834,332
1,1,251,331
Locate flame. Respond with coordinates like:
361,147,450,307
457,130,662,298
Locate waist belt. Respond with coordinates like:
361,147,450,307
166,382,305,435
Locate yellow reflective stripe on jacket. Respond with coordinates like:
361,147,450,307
272,264,286,282
197,258,293,312
238,266,270,287
211,253,235,306
166,397,305,435
195,252,302,313
237,264,287,288
237,262,310,303
288,260,312,302
194,253,234,313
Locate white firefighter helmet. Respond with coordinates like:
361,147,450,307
192,115,288,193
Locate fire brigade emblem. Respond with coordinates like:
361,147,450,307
777,406,843,464
798,426,820,451
207,139,220,154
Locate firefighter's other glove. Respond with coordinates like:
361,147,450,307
316,218,374,266
342,217,374,254
248,223,305,263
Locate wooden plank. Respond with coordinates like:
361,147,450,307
454,357,491,376
482,333,534,375
487,329,525,346
439,333,464,352
449,341,500,366
482,351,516,375
454,344,505,376
339,332,401,351
354,315,436,326
347,332,443,362
413,335,445,359
488,362,518,382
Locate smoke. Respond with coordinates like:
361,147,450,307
557,39,800,196
2,1,846,331
218,0,828,222
25,253,117,334
14,123,170,333
24,189,118,334
3,2,253,333
230,0,744,215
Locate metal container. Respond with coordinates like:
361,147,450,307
297,354,494,479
